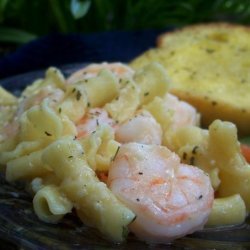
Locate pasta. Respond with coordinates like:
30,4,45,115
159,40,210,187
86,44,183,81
80,125,120,171
207,194,246,226
5,149,50,182
104,79,140,123
133,62,171,104
19,99,65,142
81,69,119,108
0,86,17,144
144,94,200,149
57,84,87,122
171,119,250,211
0,140,42,164
0,62,249,244
21,67,66,97
33,184,73,223
42,137,135,242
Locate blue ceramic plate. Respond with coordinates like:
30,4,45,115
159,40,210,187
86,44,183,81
0,64,250,250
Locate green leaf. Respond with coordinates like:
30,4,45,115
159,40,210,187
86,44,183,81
240,137,250,146
0,0,8,11
49,0,70,33
70,0,91,19
0,0,8,22
0,26,37,44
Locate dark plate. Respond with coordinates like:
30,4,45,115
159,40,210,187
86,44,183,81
1,64,250,250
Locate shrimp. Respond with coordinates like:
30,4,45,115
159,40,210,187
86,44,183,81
107,143,214,243
115,110,162,145
164,93,200,129
76,108,117,139
77,108,163,144
67,62,135,84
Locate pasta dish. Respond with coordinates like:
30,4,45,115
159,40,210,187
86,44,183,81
0,62,249,244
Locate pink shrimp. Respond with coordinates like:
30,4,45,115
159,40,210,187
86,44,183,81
76,108,163,145
164,93,200,129
76,108,117,139
115,110,162,145
107,143,214,243
67,62,135,84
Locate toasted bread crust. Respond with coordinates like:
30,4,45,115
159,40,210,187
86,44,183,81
130,23,250,136
157,22,250,47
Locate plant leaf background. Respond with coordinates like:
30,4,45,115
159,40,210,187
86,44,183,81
0,0,250,45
